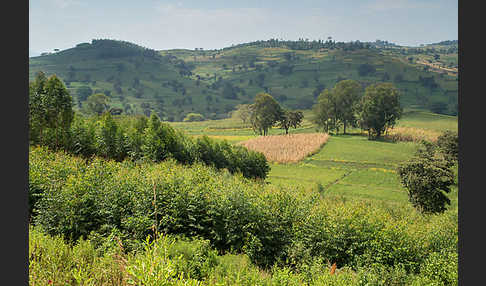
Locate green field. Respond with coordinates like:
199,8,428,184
169,109,458,206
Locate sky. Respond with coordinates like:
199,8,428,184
29,0,458,57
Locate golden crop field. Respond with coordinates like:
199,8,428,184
239,133,329,163
386,126,441,143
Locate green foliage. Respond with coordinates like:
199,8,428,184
333,79,362,134
436,130,458,165
94,112,127,160
250,93,284,136
183,112,205,122
30,106,269,180
398,142,454,214
30,146,456,276
277,110,304,134
83,93,110,115
142,113,177,162
29,71,74,148
30,38,457,120
313,79,363,134
359,82,402,139
312,89,336,133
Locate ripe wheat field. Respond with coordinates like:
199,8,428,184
239,133,330,163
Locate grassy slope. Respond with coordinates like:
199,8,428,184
29,40,458,121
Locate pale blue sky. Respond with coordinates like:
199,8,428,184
29,0,457,57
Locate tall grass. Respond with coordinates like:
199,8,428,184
239,133,329,163
385,127,441,143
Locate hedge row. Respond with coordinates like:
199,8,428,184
29,146,457,275
31,112,269,180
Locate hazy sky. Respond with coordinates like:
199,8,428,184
29,0,457,57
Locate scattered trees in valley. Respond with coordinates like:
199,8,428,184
312,81,402,139
312,79,362,135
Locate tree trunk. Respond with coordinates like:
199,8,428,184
343,121,346,134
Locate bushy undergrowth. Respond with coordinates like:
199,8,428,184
33,112,269,180
29,146,457,283
29,225,457,286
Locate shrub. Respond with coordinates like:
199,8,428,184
183,113,205,122
436,130,458,165
398,147,454,214
412,250,458,286
141,113,178,162
29,147,457,278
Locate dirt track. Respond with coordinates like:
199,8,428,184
416,60,458,75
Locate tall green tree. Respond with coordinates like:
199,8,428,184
312,89,339,133
358,83,402,139
142,113,177,162
29,71,48,144
249,93,283,136
29,72,74,148
94,112,126,160
334,79,362,134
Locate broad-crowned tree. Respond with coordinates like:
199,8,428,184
358,83,402,139
249,93,283,136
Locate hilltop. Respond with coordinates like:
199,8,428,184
29,39,458,121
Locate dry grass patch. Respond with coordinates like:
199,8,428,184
385,127,441,143
239,133,329,163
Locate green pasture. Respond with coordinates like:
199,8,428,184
171,110,458,205
397,109,458,132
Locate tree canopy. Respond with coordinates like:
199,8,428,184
312,79,362,134
278,109,304,134
358,83,402,139
29,71,74,148
250,93,283,136
83,93,110,116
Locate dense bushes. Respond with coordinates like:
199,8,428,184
398,134,458,214
30,224,457,285
37,112,270,180
29,146,457,275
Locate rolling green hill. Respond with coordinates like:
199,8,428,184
29,39,458,121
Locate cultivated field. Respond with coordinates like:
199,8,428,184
238,133,329,163
168,109,458,206
385,126,441,142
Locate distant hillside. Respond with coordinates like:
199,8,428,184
29,39,458,121
427,40,458,46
